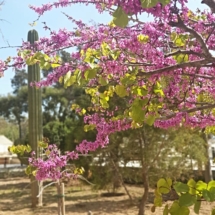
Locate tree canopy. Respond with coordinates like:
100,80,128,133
5,1,215,214
4,0,214,153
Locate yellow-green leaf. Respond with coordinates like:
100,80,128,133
157,178,172,194
115,85,128,97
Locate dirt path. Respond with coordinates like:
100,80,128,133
0,177,214,215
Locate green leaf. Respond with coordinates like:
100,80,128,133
154,89,164,97
121,74,136,85
25,165,36,176
25,145,32,153
170,32,177,42
145,114,156,126
187,179,196,195
51,63,61,68
84,68,97,80
101,42,110,56
99,77,109,86
84,124,96,132
115,85,128,97
163,205,169,215
100,99,109,108
100,93,110,108
43,62,51,70
211,208,215,215
154,195,162,207
174,54,189,63
208,181,215,190
132,86,148,96
25,165,32,175
38,141,48,148
64,71,71,84
159,0,171,6
65,75,76,88
175,37,186,47
173,182,189,193
194,199,201,214
141,0,158,8
100,93,109,101
179,193,196,207
169,201,190,215
196,180,207,191
209,187,215,201
137,34,149,44
157,178,172,194
130,98,148,123
202,189,213,202
112,7,128,28
26,56,38,65
32,170,37,176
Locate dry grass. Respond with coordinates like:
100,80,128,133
0,177,214,215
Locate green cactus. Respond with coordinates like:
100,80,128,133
27,29,43,207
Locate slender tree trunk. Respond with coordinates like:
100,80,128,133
18,120,22,139
109,155,133,204
202,131,213,182
138,128,149,215
138,169,149,215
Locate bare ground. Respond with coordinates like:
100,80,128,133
0,177,214,215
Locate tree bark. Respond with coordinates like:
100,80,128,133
138,169,149,215
18,120,22,139
109,155,133,204
138,129,149,215
202,131,213,182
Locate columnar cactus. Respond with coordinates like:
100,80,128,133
27,29,43,207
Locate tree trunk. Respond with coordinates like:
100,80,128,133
109,155,133,204
202,131,213,182
18,120,22,139
138,129,149,215
138,169,149,215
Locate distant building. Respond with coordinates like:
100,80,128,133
0,135,13,155
0,135,17,166
208,137,215,179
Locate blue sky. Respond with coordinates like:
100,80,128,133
0,1,207,96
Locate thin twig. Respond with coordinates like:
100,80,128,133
37,181,58,197
169,15,211,57
77,175,95,186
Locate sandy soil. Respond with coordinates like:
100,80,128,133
0,177,214,215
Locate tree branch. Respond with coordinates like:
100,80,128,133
169,15,212,57
139,59,209,76
165,49,204,58
159,103,215,120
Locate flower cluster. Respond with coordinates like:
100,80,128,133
28,144,78,181
2,0,215,175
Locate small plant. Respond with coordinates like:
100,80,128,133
9,139,87,215
153,178,215,215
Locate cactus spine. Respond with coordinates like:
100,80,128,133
27,29,43,207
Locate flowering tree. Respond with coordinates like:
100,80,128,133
3,0,215,214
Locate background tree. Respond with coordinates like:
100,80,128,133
90,124,207,215
0,117,19,141
0,86,27,140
